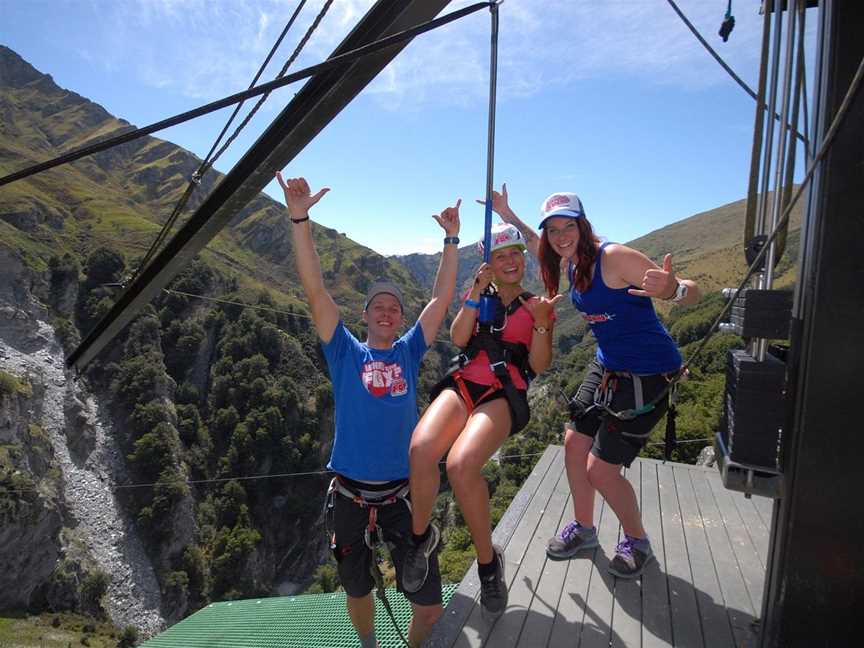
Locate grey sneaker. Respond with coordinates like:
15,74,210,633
480,545,508,620
401,523,440,593
608,536,654,579
546,520,599,559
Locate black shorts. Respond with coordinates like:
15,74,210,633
569,359,672,468
331,489,442,607
430,374,530,435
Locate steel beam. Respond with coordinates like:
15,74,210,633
759,1,864,645
67,0,452,372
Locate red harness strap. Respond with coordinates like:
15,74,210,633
452,371,501,414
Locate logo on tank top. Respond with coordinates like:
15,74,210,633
361,360,408,397
582,312,615,324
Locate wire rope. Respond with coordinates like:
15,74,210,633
0,2,494,189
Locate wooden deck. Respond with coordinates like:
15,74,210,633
426,445,773,648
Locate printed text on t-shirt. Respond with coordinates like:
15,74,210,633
361,361,408,397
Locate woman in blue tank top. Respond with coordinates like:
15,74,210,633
490,184,700,579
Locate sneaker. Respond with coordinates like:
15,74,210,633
480,545,508,619
608,536,654,579
401,523,440,593
546,520,599,559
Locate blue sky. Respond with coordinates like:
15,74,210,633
2,0,815,256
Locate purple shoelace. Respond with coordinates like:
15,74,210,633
560,520,583,542
615,537,636,560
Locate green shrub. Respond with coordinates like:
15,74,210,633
117,626,139,648
0,370,31,398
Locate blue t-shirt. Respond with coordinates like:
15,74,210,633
321,321,428,481
569,242,682,374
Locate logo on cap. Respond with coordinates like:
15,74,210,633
545,194,572,211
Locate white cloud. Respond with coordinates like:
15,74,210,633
86,0,773,108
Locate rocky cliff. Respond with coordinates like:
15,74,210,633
0,251,165,636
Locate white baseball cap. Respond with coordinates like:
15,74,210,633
477,222,527,257
539,192,586,229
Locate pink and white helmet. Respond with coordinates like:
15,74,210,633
477,223,527,257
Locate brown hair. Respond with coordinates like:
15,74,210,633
538,217,601,297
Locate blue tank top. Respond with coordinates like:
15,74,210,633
569,242,682,374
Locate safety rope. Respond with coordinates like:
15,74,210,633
664,0,807,147
742,3,772,259
366,513,412,648
0,440,718,498
129,0,313,284
161,288,454,346
0,2,495,189
205,0,335,176
596,51,864,424
0,450,552,496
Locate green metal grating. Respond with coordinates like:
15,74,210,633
141,584,458,648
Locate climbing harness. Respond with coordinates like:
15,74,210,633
448,286,534,431
324,476,413,648
569,369,680,461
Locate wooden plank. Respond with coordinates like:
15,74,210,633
689,470,758,647
546,487,606,648
427,445,560,648
727,488,770,569
656,463,704,648
639,461,674,648
486,462,572,647
451,447,566,648
579,464,626,648
610,461,643,648
674,466,735,648
750,492,774,531
705,473,765,622
516,461,576,647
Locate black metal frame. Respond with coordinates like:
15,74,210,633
67,0,452,372
759,1,864,645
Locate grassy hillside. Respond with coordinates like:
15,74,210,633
0,45,430,325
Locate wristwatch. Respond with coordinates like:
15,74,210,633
670,281,688,303
533,325,549,335
444,236,460,245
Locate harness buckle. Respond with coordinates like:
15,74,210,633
489,360,508,376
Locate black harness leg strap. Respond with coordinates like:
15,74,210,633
480,333,530,432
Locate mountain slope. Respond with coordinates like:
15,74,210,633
0,45,452,629
0,45,430,322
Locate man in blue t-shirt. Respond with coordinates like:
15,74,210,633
277,172,460,648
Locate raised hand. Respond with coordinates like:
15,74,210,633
520,293,564,326
472,263,495,293
276,172,329,219
433,199,461,236
475,182,510,217
627,253,678,299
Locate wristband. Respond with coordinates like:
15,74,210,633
290,216,310,224
464,299,481,309
444,236,460,245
